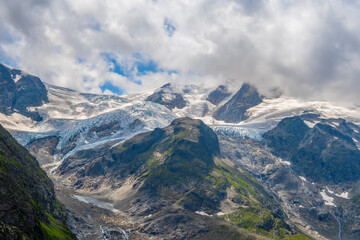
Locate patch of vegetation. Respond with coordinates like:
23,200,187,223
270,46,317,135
227,206,291,239
0,155,9,174
10,157,20,168
282,233,312,240
37,169,47,180
30,199,42,212
215,165,259,197
40,213,75,240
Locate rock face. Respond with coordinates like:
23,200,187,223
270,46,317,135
263,116,360,184
146,83,186,110
0,124,75,239
262,116,310,158
206,85,231,105
0,63,48,121
213,83,262,123
26,136,59,165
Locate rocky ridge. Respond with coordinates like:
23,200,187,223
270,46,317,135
213,83,263,123
0,63,49,121
0,123,75,239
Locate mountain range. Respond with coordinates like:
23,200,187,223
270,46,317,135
1,62,360,239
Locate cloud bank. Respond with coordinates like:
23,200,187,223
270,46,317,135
0,0,360,103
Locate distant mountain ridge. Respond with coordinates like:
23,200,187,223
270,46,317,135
0,63,49,121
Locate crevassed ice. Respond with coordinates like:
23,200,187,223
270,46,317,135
212,126,265,141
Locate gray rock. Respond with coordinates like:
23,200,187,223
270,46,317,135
213,83,262,123
206,85,231,105
0,63,49,121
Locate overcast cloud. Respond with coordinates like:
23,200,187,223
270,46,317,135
0,0,360,103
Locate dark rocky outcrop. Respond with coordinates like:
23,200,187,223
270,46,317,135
213,83,262,123
0,63,48,121
263,116,360,184
146,83,186,110
26,136,59,165
0,124,76,239
262,116,310,158
206,85,231,105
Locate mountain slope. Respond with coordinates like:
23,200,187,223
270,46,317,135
263,116,360,184
259,116,360,239
55,117,309,239
0,123,75,239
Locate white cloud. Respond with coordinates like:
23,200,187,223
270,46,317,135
0,0,360,102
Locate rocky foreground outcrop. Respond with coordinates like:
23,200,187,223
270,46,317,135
0,124,76,239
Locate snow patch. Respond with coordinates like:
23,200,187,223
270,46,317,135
278,158,291,166
195,211,212,217
161,93,176,101
320,190,336,206
334,192,350,199
299,176,307,182
304,120,318,128
12,74,22,83
245,97,360,130
332,121,340,127
326,187,334,194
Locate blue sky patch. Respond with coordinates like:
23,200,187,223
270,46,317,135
133,53,178,76
101,52,131,77
100,52,178,93
100,81,123,95
136,59,158,75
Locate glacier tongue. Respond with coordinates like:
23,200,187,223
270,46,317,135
212,125,265,141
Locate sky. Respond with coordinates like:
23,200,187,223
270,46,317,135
0,0,360,103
